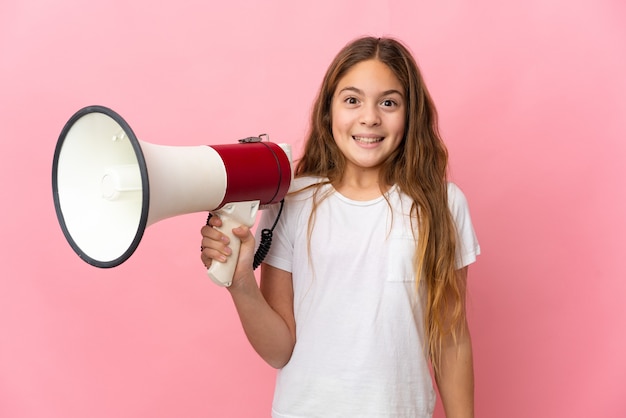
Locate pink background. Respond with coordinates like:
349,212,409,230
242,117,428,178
1,1,625,417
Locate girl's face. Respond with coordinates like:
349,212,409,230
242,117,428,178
331,59,406,179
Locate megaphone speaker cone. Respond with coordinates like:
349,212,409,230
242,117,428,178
52,106,150,268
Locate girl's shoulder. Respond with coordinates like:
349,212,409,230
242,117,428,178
446,182,470,210
292,176,327,189
287,176,331,201
394,182,471,215
393,182,468,201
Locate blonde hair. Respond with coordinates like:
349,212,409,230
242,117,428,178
295,36,463,372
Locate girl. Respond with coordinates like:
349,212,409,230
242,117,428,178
200,36,480,418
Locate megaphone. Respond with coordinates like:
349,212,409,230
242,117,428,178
52,105,292,287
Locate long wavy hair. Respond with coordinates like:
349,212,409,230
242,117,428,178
295,36,463,372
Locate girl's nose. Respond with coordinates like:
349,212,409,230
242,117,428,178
359,104,381,127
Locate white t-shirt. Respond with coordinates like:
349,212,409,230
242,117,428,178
256,177,481,418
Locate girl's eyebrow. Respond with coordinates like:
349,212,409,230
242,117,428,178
338,86,363,95
337,86,404,97
381,89,404,97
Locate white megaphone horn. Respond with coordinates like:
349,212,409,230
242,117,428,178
52,105,292,287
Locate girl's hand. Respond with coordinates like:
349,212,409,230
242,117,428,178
200,214,256,287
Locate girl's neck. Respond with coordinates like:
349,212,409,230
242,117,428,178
332,169,390,201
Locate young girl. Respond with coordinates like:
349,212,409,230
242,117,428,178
200,36,480,418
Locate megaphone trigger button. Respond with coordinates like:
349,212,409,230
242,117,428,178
238,136,262,143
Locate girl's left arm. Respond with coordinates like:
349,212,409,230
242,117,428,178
435,266,475,418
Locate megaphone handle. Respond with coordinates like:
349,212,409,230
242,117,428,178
207,215,241,287
207,201,260,287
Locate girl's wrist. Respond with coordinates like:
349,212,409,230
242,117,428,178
226,270,258,296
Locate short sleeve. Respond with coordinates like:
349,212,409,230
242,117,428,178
447,183,481,269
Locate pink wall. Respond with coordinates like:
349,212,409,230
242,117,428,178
1,1,625,417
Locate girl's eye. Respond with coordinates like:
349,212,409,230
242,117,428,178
381,99,397,107
344,97,358,105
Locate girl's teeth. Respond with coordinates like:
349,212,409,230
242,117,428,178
353,136,383,144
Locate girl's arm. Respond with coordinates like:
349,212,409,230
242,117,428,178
434,267,475,418
201,217,296,369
